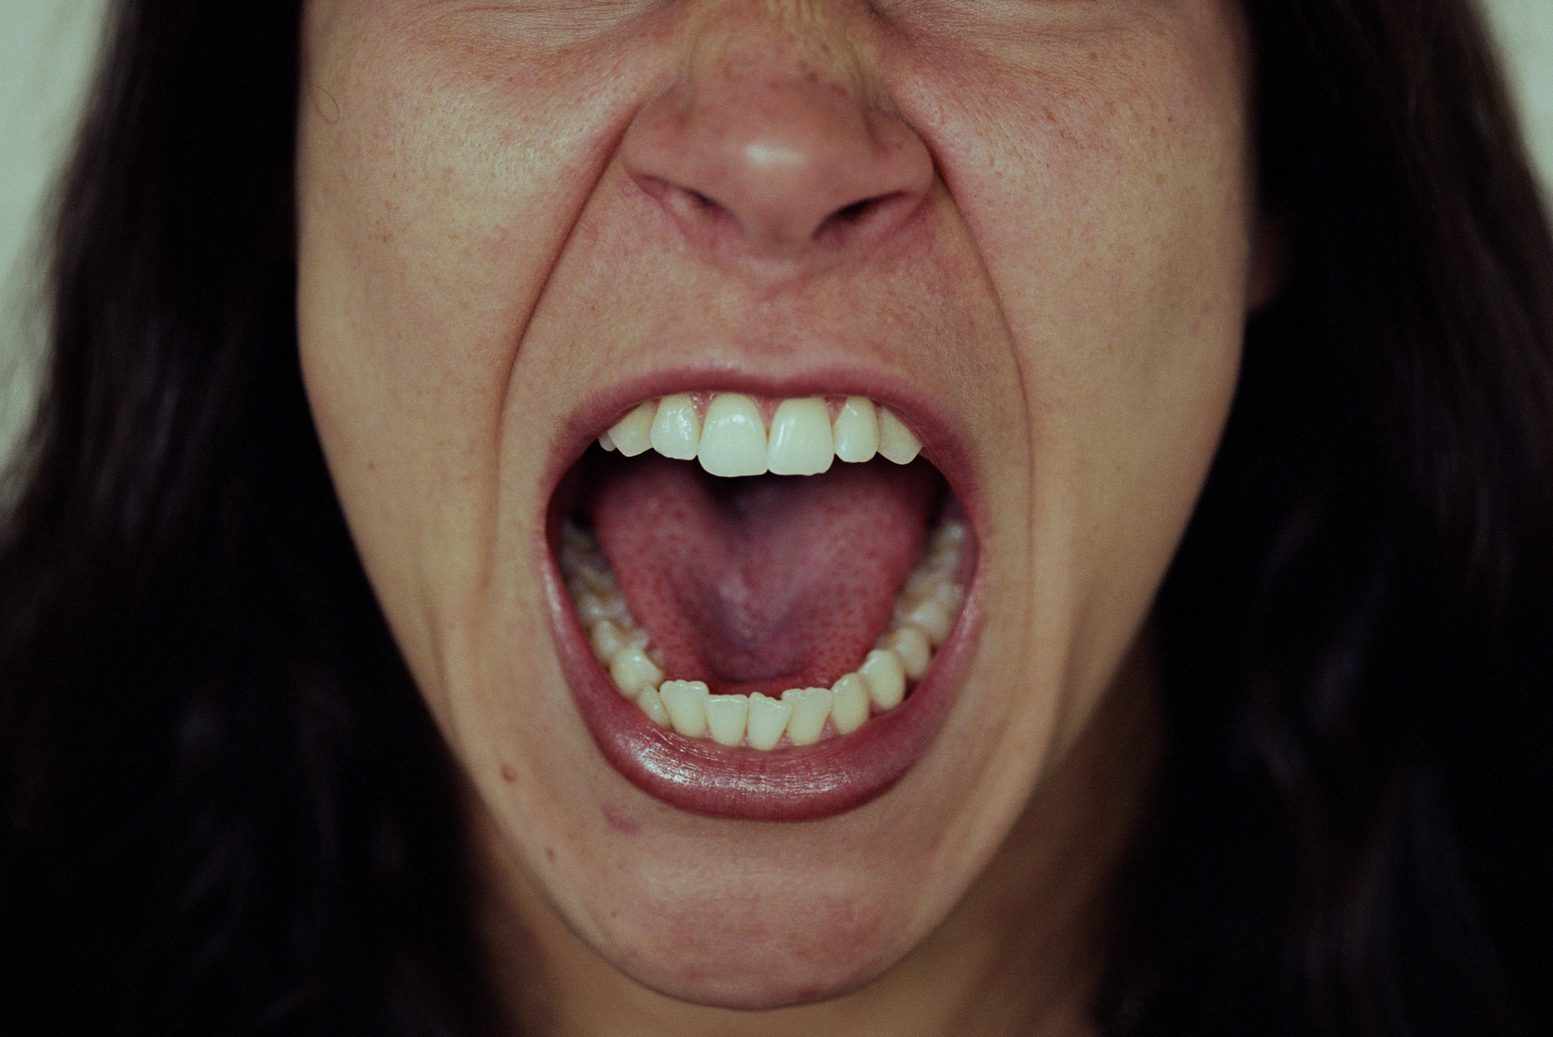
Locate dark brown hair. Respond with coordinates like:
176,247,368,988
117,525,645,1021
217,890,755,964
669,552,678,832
2,0,1549,1031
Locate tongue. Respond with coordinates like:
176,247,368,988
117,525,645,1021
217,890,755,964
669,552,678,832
585,453,940,695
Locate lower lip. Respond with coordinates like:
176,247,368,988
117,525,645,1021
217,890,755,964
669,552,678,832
543,526,980,822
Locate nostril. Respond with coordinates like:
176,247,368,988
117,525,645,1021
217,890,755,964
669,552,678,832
813,190,915,244
831,198,875,225
638,175,737,230
675,185,742,237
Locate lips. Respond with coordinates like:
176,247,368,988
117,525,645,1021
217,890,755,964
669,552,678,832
542,372,982,821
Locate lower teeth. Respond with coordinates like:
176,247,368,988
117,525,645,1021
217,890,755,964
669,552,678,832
558,518,966,751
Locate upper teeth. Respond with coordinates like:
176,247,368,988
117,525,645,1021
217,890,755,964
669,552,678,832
599,393,923,474
559,517,967,752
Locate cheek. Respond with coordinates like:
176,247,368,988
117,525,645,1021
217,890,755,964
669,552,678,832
294,90,507,697
949,30,1248,418
917,27,1253,359
892,15,1253,696
293,16,646,691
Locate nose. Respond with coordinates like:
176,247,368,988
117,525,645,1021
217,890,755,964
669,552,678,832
620,3,933,262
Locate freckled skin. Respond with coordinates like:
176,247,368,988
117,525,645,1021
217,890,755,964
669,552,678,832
297,0,1270,1032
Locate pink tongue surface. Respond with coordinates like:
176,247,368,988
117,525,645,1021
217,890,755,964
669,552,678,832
585,453,940,695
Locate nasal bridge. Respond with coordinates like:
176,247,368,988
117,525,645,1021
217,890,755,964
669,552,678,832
761,0,833,31
684,0,873,89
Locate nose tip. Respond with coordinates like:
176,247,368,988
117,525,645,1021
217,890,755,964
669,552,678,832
621,29,933,260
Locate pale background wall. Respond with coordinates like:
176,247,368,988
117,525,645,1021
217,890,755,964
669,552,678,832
1,0,107,463
2,0,1551,467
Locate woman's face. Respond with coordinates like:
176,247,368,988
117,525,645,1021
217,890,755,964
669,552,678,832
297,0,1262,1013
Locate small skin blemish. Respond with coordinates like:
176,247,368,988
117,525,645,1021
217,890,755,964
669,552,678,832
500,764,518,783
602,806,642,836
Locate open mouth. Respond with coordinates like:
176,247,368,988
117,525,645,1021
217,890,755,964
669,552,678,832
545,390,978,820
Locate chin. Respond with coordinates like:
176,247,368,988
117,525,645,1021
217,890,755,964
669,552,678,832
603,898,897,1011
638,961,878,1012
